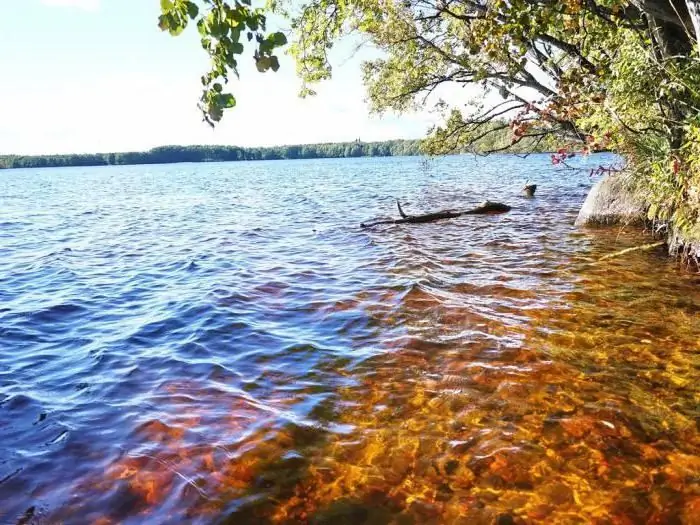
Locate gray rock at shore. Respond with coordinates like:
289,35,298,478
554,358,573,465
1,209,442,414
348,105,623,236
668,227,700,263
576,174,699,265
575,175,646,227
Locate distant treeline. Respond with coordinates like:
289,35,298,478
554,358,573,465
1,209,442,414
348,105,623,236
0,129,563,170
0,140,424,170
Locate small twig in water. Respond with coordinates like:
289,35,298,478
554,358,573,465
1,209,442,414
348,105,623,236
598,241,665,261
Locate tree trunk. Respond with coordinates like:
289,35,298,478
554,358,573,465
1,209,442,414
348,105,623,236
636,0,696,53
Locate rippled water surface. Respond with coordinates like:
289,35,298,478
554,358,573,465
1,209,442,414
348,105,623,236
1,155,698,524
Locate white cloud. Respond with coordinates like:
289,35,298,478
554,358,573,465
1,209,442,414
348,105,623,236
41,0,100,11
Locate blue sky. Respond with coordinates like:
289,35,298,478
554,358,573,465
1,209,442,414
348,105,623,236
0,0,449,155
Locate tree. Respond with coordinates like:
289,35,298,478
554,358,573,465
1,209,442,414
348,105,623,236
282,1,693,148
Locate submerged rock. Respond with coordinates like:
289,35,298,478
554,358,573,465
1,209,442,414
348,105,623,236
575,175,646,227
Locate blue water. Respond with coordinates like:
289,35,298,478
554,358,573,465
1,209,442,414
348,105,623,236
1,154,698,524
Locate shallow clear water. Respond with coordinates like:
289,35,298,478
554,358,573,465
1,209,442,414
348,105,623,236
0,155,698,524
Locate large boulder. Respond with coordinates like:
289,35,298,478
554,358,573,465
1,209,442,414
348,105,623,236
576,175,699,266
575,175,646,227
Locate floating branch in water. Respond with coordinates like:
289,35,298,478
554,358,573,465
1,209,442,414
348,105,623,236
361,200,511,228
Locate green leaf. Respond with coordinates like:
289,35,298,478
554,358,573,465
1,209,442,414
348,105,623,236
231,42,244,54
270,31,287,47
158,14,170,31
169,21,185,36
259,40,273,54
197,18,208,36
269,56,280,72
256,56,271,72
184,1,199,19
158,13,184,36
211,22,227,38
213,83,223,93
648,203,659,219
219,93,236,108
160,0,173,12
208,104,223,122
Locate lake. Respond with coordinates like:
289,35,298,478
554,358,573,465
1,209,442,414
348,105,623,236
1,155,698,524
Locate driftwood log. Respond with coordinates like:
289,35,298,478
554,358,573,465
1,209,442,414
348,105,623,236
361,200,512,228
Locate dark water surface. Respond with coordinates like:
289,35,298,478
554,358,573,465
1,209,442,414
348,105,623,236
1,155,698,524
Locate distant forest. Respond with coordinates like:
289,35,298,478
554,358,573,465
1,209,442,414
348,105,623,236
0,140,422,170
0,127,562,170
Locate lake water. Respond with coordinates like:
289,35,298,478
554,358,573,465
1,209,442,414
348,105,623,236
1,155,698,524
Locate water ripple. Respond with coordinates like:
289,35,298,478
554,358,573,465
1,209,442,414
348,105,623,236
0,155,698,524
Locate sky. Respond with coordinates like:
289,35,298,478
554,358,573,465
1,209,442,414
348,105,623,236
0,0,463,155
